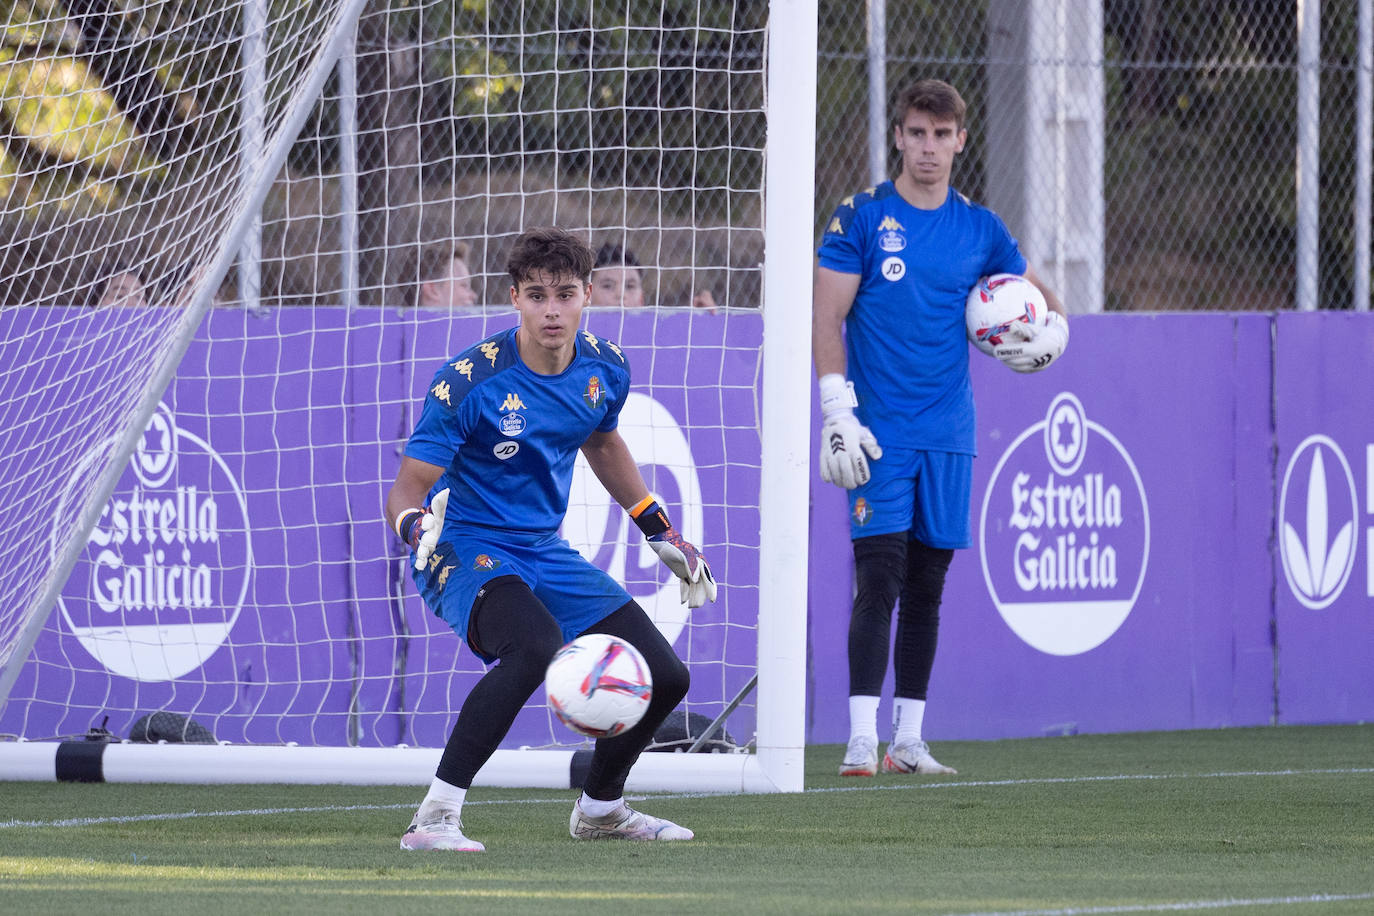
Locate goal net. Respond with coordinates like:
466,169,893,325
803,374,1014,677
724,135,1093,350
0,0,813,791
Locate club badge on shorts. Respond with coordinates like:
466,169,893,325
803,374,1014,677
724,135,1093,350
853,498,873,526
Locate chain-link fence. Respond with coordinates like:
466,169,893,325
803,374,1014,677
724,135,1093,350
819,0,1370,312
2,1,1369,311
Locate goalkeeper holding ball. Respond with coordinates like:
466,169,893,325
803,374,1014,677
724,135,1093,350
385,227,715,851
813,79,1068,777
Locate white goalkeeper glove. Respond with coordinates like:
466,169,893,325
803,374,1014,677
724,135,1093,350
817,373,882,489
993,310,1070,373
395,488,450,571
632,498,718,608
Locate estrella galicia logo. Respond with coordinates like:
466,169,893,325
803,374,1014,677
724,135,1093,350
979,392,1150,656
1279,434,1357,610
878,230,906,253
56,401,251,681
499,412,526,436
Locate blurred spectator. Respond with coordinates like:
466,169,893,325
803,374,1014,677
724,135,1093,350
408,241,478,308
590,242,716,311
590,243,646,308
93,262,148,308
162,261,228,309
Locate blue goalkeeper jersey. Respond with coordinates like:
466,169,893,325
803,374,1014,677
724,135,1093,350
404,326,631,539
818,181,1026,454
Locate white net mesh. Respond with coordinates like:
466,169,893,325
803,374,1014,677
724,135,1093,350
0,1,768,754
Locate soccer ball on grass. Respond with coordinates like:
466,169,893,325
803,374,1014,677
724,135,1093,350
545,633,652,738
965,273,1048,358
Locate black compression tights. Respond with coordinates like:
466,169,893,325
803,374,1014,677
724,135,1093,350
434,576,688,800
847,532,954,700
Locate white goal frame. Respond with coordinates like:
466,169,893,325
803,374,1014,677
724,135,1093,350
0,0,817,793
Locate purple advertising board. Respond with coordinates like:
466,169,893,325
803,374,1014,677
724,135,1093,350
1271,313,1374,724
2,308,761,750
808,314,1281,743
3,309,1371,751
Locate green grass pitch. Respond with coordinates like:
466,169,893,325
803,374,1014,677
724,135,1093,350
2,724,1371,915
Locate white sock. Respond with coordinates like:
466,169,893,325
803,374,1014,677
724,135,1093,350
578,793,623,817
892,698,926,744
848,695,881,741
421,776,467,813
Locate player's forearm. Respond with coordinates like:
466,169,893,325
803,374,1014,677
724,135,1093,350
1023,264,1067,316
385,487,426,534
581,431,652,510
812,266,857,377
813,321,848,378
384,457,444,533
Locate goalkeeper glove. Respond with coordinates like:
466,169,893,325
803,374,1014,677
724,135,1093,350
395,488,450,572
817,373,882,489
631,498,718,608
993,311,1069,373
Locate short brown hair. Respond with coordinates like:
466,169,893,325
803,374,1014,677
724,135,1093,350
893,79,967,131
405,240,472,307
506,227,594,287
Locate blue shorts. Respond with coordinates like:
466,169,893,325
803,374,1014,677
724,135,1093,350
411,528,631,662
847,447,973,548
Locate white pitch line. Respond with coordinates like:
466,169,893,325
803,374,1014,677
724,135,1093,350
949,892,1374,916
805,766,1374,794
1,765,1369,831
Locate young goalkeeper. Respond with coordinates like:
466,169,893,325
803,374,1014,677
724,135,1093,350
815,79,1068,778
385,227,716,851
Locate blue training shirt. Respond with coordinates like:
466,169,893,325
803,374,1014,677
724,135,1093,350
405,326,631,539
818,181,1026,454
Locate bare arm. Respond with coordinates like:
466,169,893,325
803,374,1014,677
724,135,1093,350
813,265,861,378
1022,264,1067,317
580,429,651,510
585,427,717,605
384,456,444,533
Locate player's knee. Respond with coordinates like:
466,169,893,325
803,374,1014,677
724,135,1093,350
853,531,907,613
903,538,954,607
651,653,690,709
517,610,565,667
908,537,954,574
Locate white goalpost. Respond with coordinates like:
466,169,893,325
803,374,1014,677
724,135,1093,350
0,0,815,793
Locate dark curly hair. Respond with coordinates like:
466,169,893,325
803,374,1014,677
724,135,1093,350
506,227,594,287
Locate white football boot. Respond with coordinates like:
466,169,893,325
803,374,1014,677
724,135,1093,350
839,734,879,777
569,800,694,841
399,805,486,851
881,739,957,775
